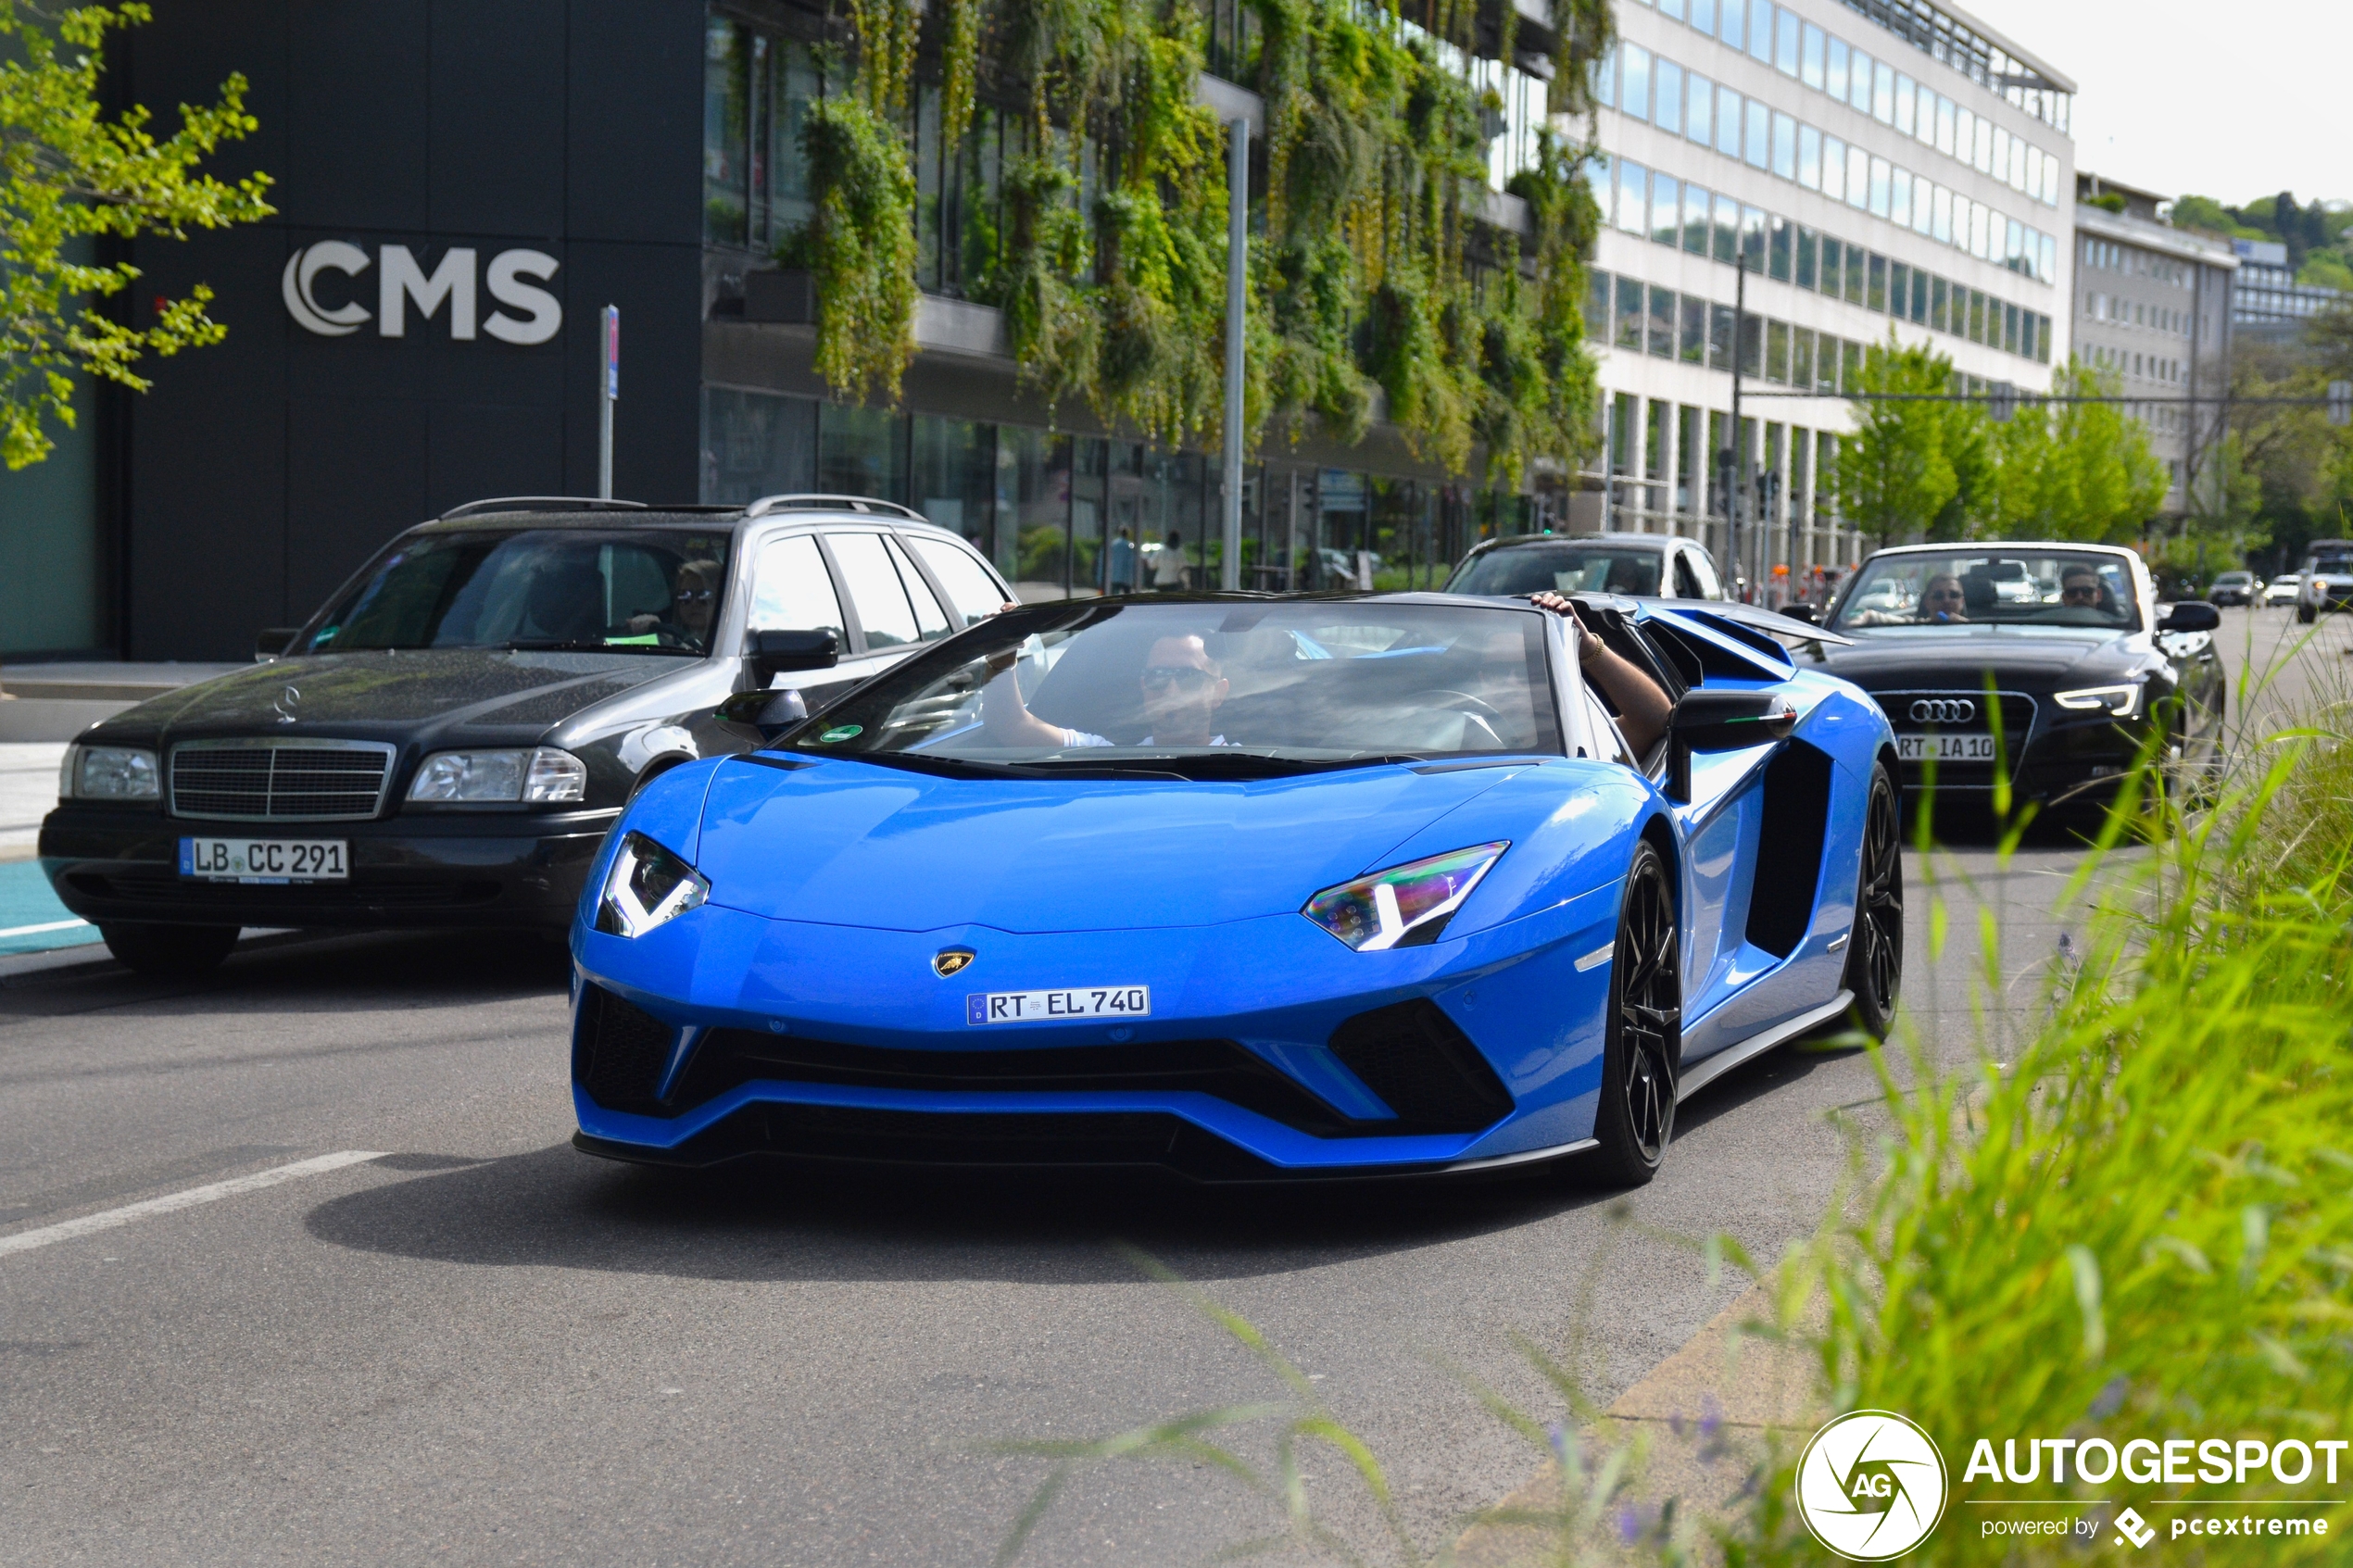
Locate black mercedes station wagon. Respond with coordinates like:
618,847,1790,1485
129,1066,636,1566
1802,541,2223,817
40,495,1013,974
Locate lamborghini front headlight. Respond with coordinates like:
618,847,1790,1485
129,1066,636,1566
1303,843,1509,952
595,832,709,937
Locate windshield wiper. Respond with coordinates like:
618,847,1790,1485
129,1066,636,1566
504,638,698,655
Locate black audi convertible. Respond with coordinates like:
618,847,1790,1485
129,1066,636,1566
1796,542,2222,818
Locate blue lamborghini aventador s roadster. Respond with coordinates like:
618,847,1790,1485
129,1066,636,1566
568,592,1900,1185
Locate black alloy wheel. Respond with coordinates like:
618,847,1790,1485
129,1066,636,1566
1841,762,1904,1040
1588,840,1681,1187
99,922,240,978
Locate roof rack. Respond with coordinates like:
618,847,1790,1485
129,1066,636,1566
438,496,649,521
741,493,927,522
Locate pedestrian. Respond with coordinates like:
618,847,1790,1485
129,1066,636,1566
1152,531,1190,591
1108,526,1138,595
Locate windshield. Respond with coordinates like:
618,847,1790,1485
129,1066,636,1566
1450,543,1664,597
784,600,1563,774
1831,551,2141,632
2309,552,2352,574
308,528,735,654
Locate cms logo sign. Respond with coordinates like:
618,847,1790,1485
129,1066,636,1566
282,242,561,345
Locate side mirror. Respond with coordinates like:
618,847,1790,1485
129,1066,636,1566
1666,689,1798,801
745,627,838,684
2158,601,2220,633
1779,603,1819,625
716,686,809,745
255,627,301,661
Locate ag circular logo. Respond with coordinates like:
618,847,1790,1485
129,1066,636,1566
1794,1410,1947,1561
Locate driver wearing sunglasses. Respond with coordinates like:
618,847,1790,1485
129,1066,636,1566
983,632,1233,749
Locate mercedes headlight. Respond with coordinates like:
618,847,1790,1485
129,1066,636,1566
61,745,159,800
408,746,587,803
2052,684,2143,718
595,832,709,937
1303,842,1508,952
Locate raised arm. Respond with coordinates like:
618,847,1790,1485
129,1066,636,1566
1529,593,1675,759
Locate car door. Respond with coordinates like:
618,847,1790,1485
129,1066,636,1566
822,529,958,692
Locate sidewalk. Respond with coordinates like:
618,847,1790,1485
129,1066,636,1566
0,858,97,957
1,741,68,862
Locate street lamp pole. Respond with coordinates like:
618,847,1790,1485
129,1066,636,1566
1727,253,1748,600
1219,116,1249,591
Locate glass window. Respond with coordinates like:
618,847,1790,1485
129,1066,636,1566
1890,166,1911,228
1844,245,1867,305
1616,157,1647,233
1867,156,1890,218
1969,202,1988,258
1793,327,1815,389
1842,338,1862,386
1621,44,1652,121
701,386,818,505
1716,85,1742,157
883,534,952,639
1930,274,1948,333
1846,144,1869,208
1932,184,1952,245
2009,136,2027,192
912,414,997,559
1848,48,1873,112
1719,0,1743,49
1766,319,1790,383
819,404,909,503
1683,182,1711,253
1913,178,1934,236
1820,135,1845,203
908,535,1007,628
2004,302,2020,356
1990,126,2008,184
1737,313,1762,378
830,531,925,648
1768,215,1792,281
1655,59,1684,134
1954,107,1974,169
1935,94,1956,157
1648,284,1676,358
702,17,749,245
748,533,846,642
1818,235,1842,295
1748,0,1774,62
2040,233,2057,285
1680,295,1707,363
1910,267,1930,324
1685,69,1713,144
1825,37,1848,103
1712,192,1739,262
1744,99,1769,168
1974,117,1994,174
1652,169,1680,245
1741,205,1767,266
1691,0,1716,31
1801,22,1824,87
1616,274,1645,350
1771,112,1796,179
1798,123,1820,188
1969,289,1987,345
1867,254,1886,312
1894,74,1915,136
1709,302,1734,368
1585,269,1610,341
1796,226,1818,288
1775,7,1798,72
1831,550,2140,632
1593,44,1616,108
1660,0,1684,16
1872,60,1894,123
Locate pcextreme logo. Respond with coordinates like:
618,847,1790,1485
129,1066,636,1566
282,242,562,345
1795,1411,1950,1561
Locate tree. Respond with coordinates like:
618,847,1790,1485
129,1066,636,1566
1831,332,1967,546
1982,360,2170,542
0,1,272,468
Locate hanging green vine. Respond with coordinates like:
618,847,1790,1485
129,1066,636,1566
802,0,1615,487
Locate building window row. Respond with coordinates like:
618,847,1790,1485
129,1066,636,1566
2083,294,2190,336
1593,166,2052,363
1818,0,2070,132
2081,238,2192,286
1588,264,2049,385
1608,3,2063,206
2082,345,2185,385
1597,53,2058,283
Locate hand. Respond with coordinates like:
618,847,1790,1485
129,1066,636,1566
624,613,659,633
1529,592,1604,663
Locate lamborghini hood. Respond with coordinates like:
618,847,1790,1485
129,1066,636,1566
689,756,1537,934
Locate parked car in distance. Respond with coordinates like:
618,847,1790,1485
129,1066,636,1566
2207,571,2257,607
2261,573,2303,609
2296,542,2353,623
40,495,1013,975
1445,532,1727,600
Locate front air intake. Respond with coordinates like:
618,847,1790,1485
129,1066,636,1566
1327,1000,1514,1132
576,985,675,1114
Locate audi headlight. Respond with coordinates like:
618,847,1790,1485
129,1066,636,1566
408,746,586,803
2052,684,2143,718
1303,842,1508,952
595,832,709,937
62,744,159,800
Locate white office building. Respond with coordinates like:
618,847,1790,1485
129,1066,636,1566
1579,0,2076,597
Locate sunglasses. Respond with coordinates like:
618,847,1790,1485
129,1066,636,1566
1924,588,1964,602
1140,665,1214,693
674,588,715,603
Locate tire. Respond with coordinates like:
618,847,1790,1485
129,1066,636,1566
1588,840,1681,1188
1841,762,1904,1041
99,922,240,977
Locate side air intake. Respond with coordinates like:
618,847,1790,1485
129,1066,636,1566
1745,740,1834,959
1327,1000,1515,1132
576,985,676,1114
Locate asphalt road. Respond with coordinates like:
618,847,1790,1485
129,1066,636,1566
0,607,2339,1567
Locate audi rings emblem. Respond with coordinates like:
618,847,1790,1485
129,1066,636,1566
1908,697,1976,725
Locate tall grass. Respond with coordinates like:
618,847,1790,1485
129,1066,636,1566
989,633,2353,1567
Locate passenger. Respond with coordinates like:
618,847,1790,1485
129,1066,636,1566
625,558,724,647
1917,572,1969,624
982,632,1230,749
2058,563,2114,615
1529,592,1674,757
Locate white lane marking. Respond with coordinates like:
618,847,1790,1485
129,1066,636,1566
0,918,89,939
1574,942,1616,972
0,1150,384,1259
